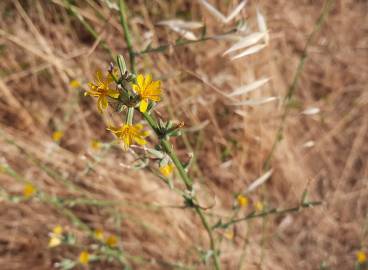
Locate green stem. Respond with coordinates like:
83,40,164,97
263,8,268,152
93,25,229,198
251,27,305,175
118,2,221,268
216,201,322,229
119,0,136,74
141,111,220,270
160,139,193,189
195,207,221,270
126,107,134,124
263,0,334,170
134,29,237,56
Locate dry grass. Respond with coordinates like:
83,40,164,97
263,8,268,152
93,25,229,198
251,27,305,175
0,0,367,269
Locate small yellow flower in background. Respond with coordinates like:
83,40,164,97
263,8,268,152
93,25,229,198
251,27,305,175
48,225,63,248
85,70,120,113
53,225,63,235
255,201,264,212
78,250,90,265
357,250,367,264
94,229,104,241
90,139,102,151
48,237,61,248
237,194,249,208
23,183,36,198
52,131,64,142
69,79,81,89
132,74,162,112
108,123,149,150
105,235,118,247
159,163,174,177
224,230,234,240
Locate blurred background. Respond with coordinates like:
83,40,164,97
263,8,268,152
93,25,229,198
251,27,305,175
0,0,367,269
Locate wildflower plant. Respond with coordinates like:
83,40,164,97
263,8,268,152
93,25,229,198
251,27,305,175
76,0,329,268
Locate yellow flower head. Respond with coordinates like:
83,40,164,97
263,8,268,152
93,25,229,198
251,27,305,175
237,194,249,208
52,225,64,235
69,79,81,89
48,236,62,248
78,250,90,265
90,139,102,151
48,225,63,248
108,123,149,150
52,131,64,142
132,74,162,112
105,235,118,247
23,183,36,198
94,229,104,241
52,225,63,235
357,250,367,264
85,70,120,113
255,201,264,212
224,230,234,240
159,163,174,177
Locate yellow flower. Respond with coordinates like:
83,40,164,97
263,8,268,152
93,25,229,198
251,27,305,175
69,79,81,89
224,230,234,240
255,201,264,212
52,131,64,142
48,237,61,248
48,225,63,248
159,163,174,177
108,123,149,150
85,70,120,113
90,139,102,151
237,194,248,208
132,74,162,112
78,250,90,265
94,229,104,241
52,225,63,235
357,250,367,264
105,235,118,247
23,183,36,198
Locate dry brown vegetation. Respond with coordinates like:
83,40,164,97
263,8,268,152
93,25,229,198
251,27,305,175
0,0,367,269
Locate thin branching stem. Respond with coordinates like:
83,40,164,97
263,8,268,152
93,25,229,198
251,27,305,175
215,201,322,229
263,0,335,170
117,2,221,268
134,29,237,56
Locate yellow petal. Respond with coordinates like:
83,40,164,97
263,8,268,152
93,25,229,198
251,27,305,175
159,163,174,177
97,96,108,113
108,89,120,98
134,136,147,146
96,70,103,83
52,131,64,142
237,195,248,208
48,237,61,248
139,99,148,112
94,229,104,241
106,235,118,247
78,251,90,265
144,74,152,88
136,74,144,88
255,201,264,212
23,183,36,198
53,225,63,235
132,84,140,94
69,79,81,88
357,251,367,264
146,80,161,93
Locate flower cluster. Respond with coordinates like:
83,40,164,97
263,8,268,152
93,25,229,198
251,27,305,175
84,56,179,177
